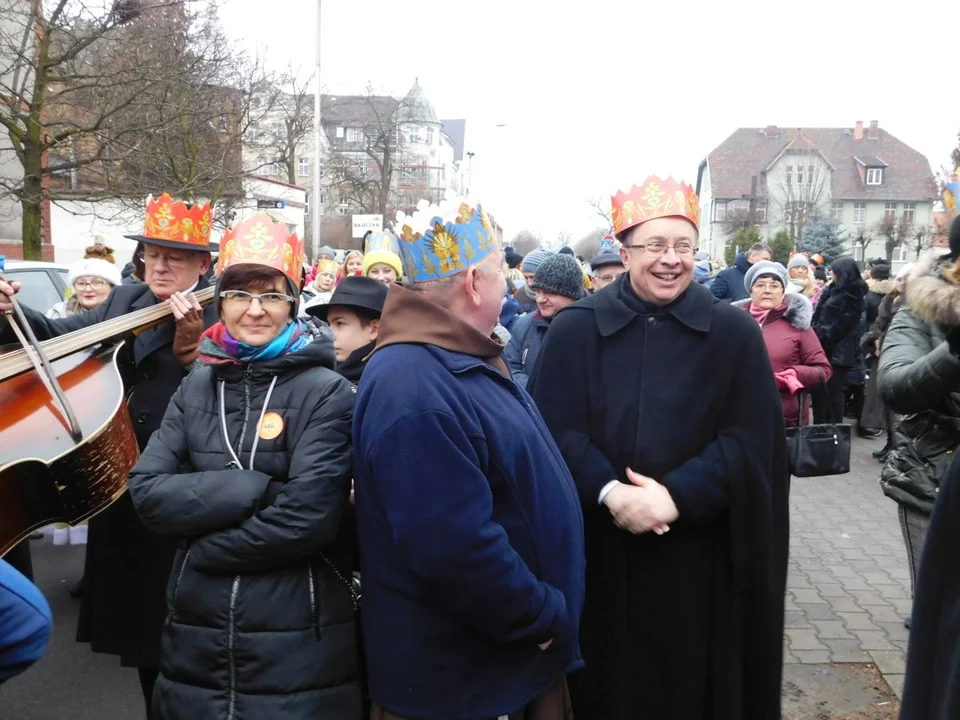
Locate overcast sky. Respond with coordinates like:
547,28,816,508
219,0,957,244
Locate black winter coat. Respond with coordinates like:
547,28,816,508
812,261,867,369
900,451,960,719
878,253,960,515
528,276,789,720
0,279,218,667
128,327,361,720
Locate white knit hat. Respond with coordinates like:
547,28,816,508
68,258,122,288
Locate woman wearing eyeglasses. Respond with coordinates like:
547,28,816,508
734,261,832,427
127,214,361,719
46,258,122,319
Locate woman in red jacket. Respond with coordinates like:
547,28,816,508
735,260,833,426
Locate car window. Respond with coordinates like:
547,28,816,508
5,269,64,313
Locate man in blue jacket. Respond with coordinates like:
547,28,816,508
353,199,585,720
0,559,52,685
710,242,772,302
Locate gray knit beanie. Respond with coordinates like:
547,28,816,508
787,254,809,270
744,260,789,293
532,254,586,300
521,248,553,274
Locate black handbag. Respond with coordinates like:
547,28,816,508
785,392,852,477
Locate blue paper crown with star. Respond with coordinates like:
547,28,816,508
393,196,498,282
364,230,400,255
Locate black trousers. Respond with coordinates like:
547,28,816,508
814,367,849,424
138,666,160,720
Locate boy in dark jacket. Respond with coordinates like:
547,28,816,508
307,275,388,387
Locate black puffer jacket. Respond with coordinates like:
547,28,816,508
812,258,867,368
878,253,960,515
128,324,361,720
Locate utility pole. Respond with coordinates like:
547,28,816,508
312,0,323,259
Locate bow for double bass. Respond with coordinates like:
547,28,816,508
5,296,82,442
0,286,216,555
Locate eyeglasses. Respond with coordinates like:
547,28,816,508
74,278,108,290
752,282,783,292
219,290,295,309
622,241,697,256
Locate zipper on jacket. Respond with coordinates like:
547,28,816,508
307,562,322,640
168,547,191,624
226,575,240,720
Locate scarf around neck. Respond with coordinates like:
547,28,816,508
200,320,312,363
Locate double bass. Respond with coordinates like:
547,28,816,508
0,287,215,555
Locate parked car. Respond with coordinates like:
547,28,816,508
1,260,70,315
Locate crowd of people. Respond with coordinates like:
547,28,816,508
0,180,959,719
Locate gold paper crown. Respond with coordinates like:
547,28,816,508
141,193,213,248
216,212,304,286
315,258,339,276
611,176,700,237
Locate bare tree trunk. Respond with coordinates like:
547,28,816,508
20,124,45,260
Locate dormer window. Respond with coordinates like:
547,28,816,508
866,168,883,185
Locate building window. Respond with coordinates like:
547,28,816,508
335,126,345,139
426,128,435,145
807,165,815,185
249,123,260,140
893,244,908,263
903,202,916,224
866,168,883,185
853,241,864,262
257,155,271,174
786,165,793,185
337,202,348,216
269,161,282,177
346,127,364,144
797,166,804,185
755,202,767,224
407,127,422,144
854,202,867,225
831,201,844,221
297,158,310,177
884,202,897,222
713,200,727,222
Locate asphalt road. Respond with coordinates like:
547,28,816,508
0,541,144,720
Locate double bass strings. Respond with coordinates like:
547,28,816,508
0,286,216,381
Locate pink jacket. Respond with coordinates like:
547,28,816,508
735,293,833,426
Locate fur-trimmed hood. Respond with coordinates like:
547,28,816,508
867,277,897,296
904,251,960,328
733,291,813,330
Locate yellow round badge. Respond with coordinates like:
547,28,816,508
258,412,284,440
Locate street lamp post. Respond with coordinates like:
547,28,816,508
312,0,323,260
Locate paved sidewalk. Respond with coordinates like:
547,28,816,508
784,433,911,697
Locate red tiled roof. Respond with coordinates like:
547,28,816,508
707,127,938,203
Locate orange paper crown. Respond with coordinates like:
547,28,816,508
611,176,700,237
216,212,304,286
141,193,213,248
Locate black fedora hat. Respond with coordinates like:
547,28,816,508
306,275,387,323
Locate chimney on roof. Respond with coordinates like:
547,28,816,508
765,125,778,138
854,121,864,140
868,120,879,139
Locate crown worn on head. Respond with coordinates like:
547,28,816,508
315,258,339,276
216,212,304,286
943,170,960,221
364,231,400,256
393,196,498,282
141,193,213,248
611,176,700,237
